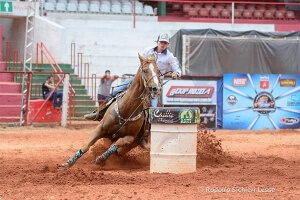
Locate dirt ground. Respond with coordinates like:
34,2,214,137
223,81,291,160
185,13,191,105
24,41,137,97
0,125,299,200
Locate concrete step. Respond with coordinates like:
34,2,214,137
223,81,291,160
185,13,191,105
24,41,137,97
58,84,85,90
31,67,75,73
0,73,13,82
0,116,20,123
70,89,88,95
74,106,96,113
16,77,82,85
0,105,20,117
32,63,72,69
0,63,6,71
0,82,21,93
35,63,71,67
74,94,92,100
75,101,97,106
74,111,95,117
30,83,85,90
0,93,22,105
29,89,87,98
67,116,92,121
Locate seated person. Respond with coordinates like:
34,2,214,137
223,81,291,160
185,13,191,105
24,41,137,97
42,75,63,110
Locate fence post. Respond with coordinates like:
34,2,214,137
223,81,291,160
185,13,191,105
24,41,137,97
61,74,70,127
71,43,75,69
13,50,18,71
77,53,82,78
231,2,235,25
92,74,96,100
23,72,32,126
85,63,89,89
5,41,12,71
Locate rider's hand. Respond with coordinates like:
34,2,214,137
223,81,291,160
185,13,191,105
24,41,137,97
171,72,178,79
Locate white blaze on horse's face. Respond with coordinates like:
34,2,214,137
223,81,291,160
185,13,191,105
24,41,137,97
149,63,159,85
138,53,161,97
147,62,161,98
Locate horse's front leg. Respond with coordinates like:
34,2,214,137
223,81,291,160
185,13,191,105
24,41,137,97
95,135,135,165
58,124,104,171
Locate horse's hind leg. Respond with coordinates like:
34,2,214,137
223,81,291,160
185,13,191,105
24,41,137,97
95,135,135,165
58,124,104,170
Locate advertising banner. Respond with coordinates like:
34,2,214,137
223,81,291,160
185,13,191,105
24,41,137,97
223,74,300,130
162,80,217,128
149,107,200,124
162,80,217,105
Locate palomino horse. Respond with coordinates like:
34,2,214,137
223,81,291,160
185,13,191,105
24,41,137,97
58,54,161,170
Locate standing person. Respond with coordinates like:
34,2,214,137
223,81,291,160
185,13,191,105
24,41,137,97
42,75,63,110
97,70,119,105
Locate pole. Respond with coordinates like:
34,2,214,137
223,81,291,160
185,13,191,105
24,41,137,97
61,74,70,127
232,2,234,25
133,0,136,28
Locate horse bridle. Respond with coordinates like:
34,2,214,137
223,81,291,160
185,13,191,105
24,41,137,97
140,59,162,96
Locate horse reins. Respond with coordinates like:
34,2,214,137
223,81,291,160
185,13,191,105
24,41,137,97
112,59,161,137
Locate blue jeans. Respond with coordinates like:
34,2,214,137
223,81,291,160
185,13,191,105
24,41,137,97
105,77,158,107
45,91,63,107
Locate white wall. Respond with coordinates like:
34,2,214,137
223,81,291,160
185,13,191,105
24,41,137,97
1,12,276,77
42,13,275,77
0,16,65,66
0,17,25,61
34,16,65,63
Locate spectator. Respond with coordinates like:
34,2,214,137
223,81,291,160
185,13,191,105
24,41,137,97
42,75,63,110
97,70,119,105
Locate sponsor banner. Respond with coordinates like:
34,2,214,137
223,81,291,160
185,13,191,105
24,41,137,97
223,74,300,130
149,107,200,124
162,80,217,105
199,105,217,129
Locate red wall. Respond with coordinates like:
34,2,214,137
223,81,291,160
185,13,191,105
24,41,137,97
0,24,2,61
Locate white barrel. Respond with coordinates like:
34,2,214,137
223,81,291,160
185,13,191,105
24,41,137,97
150,123,197,174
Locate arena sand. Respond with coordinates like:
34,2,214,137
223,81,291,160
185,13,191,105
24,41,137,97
0,126,299,200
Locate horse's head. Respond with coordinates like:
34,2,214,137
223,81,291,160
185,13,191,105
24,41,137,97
138,53,161,98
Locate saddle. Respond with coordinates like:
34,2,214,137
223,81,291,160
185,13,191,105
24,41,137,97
93,91,126,121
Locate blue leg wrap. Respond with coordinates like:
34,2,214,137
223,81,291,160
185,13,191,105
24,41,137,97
100,144,118,160
67,149,84,166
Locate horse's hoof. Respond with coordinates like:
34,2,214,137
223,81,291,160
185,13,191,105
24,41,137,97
57,163,70,172
95,157,106,166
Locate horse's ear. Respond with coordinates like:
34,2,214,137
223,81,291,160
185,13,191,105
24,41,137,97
138,53,145,63
150,54,156,61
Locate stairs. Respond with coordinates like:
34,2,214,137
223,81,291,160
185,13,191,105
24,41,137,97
29,64,96,118
0,62,22,124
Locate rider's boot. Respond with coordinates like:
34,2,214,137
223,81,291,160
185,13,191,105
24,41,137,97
84,99,111,121
84,110,98,120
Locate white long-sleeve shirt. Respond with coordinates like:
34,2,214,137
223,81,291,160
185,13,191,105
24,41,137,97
142,46,182,77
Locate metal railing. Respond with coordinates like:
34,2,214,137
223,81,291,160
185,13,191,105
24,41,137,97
36,42,76,117
0,71,72,125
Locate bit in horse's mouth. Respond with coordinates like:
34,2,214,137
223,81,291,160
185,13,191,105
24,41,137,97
150,90,161,98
